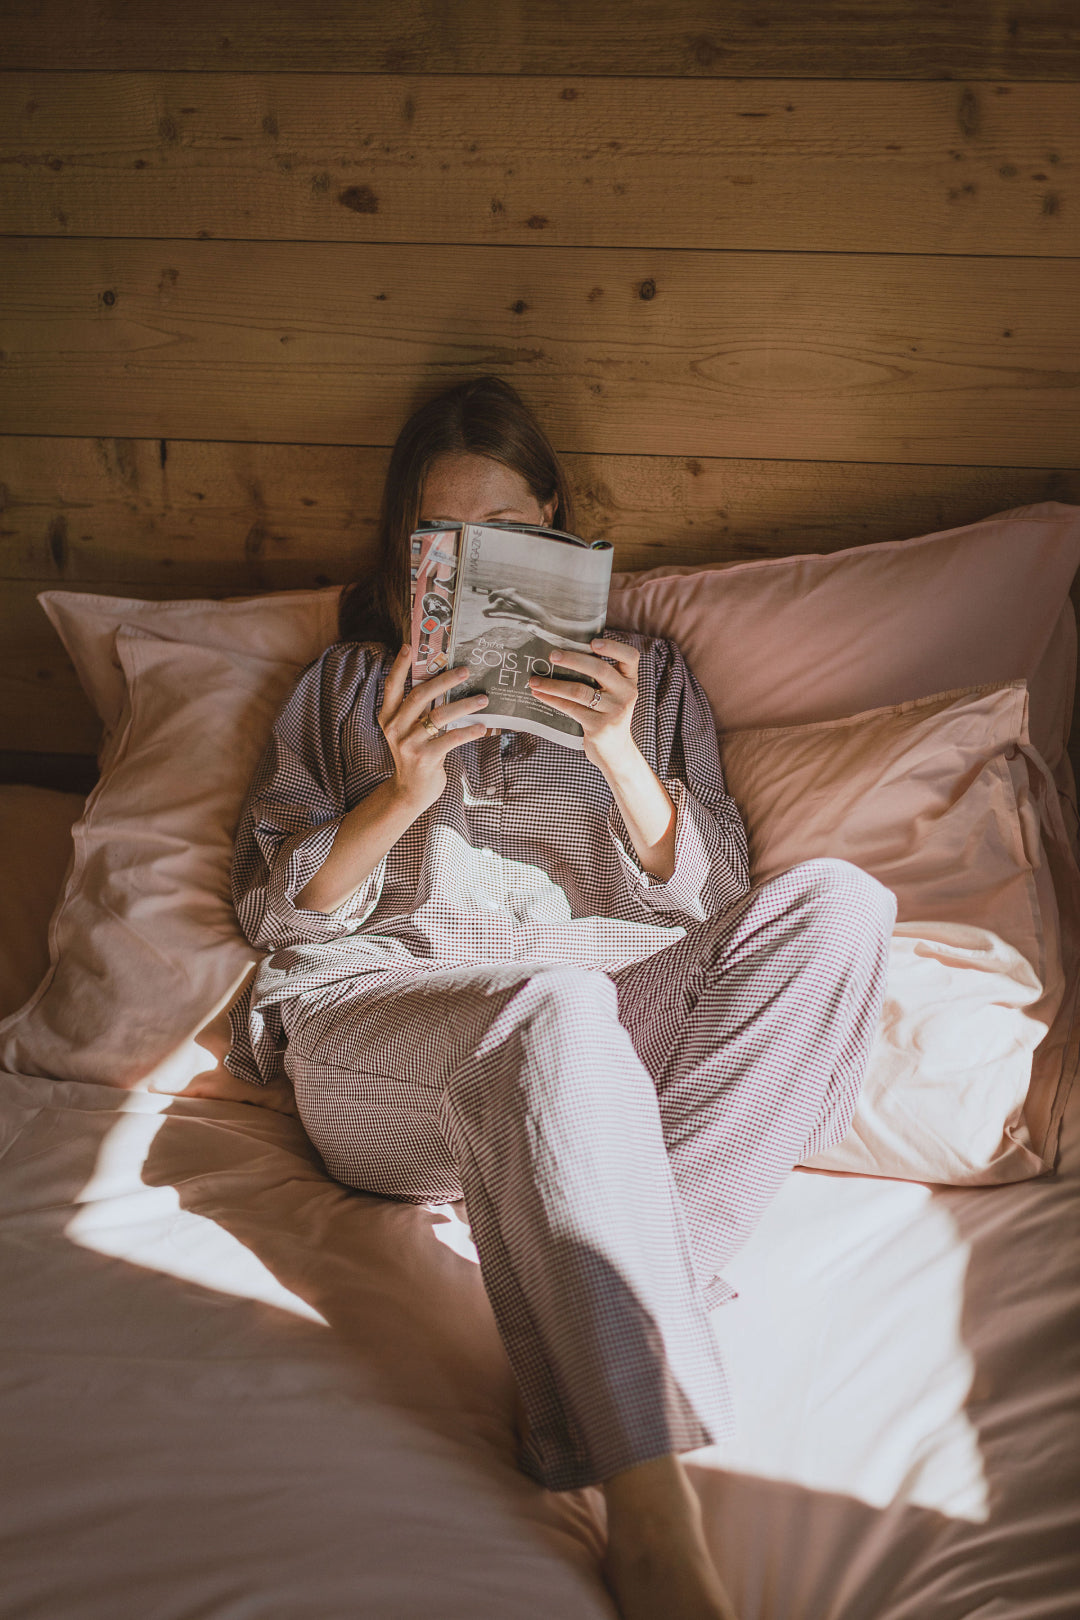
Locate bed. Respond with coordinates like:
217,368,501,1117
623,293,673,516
1,498,1078,1619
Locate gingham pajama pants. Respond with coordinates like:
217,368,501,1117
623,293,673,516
280,855,896,1493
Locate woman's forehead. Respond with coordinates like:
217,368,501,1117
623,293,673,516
421,452,531,509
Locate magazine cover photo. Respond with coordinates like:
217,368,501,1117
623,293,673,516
446,525,611,746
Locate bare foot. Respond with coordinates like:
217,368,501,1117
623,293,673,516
512,1406,736,1620
602,1455,738,1620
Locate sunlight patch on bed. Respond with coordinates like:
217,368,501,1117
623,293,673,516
691,1171,990,1524
426,1200,481,1263
64,1088,329,1325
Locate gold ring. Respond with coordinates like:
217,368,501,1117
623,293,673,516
587,687,603,711
420,713,441,738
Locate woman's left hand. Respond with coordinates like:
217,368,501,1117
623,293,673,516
529,637,640,774
533,637,678,878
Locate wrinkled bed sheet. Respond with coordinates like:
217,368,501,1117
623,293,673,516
1,1049,1077,1619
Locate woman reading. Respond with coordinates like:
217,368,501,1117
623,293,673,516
225,375,896,1620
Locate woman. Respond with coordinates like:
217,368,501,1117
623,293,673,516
225,376,896,1620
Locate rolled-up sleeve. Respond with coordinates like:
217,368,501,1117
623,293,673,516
230,642,390,952
607,637,750,922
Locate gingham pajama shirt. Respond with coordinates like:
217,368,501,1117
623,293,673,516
225,633,897,1491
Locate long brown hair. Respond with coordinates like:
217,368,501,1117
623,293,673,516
338,375,576,645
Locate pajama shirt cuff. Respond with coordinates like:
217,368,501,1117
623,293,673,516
267,820,386,943
607,779,726,923
223,980,265,1087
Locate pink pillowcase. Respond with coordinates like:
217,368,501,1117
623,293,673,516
717,681,1076,1182
0,628,301,1114
608,500,1080,846
39,586,342,767
9,504,1078,1182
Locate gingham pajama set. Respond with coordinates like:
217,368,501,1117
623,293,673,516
225,633,897,1491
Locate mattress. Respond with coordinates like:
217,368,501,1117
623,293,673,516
1,786,1078,1619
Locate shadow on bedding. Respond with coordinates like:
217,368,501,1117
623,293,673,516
131,1094,960,1620
2,1057,1070,1618
135,1081,714,1492
690,1074,1080,1618
1,1083,614,1617
133,1056,1076,1619
22,964,1070,1620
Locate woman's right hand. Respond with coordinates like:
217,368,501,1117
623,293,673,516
377,645,489,814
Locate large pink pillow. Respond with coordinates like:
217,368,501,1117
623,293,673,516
0,589,340,1105
0,628,300,1113
717,681,1078,1182
608,500,1080,845
39,586,342,767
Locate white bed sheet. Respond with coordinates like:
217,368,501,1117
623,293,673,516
1,781,1078,1619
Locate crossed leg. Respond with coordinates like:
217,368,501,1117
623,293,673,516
282,856,895,1493
612,856,896,1311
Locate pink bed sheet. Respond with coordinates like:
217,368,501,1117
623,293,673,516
0,1059,1077,1618
1,777,1078,1618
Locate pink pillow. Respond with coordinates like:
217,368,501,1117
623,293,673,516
2,587,352,1109
0,628,300,1114
39,586,342,765
608,500,1080,846
14,540,1079,1182
717,681,1077,1182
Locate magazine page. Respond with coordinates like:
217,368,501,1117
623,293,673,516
442,523,613,749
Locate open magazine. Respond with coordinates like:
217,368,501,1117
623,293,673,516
409,519,614,749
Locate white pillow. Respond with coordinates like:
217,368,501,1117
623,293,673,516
809,922,1047,1183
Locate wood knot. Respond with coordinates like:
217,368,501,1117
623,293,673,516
47,515,68,573
689,35,722,66
339,185,379,213
957,87,980,139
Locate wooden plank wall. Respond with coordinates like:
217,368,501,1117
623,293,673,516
1,0,1078,789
